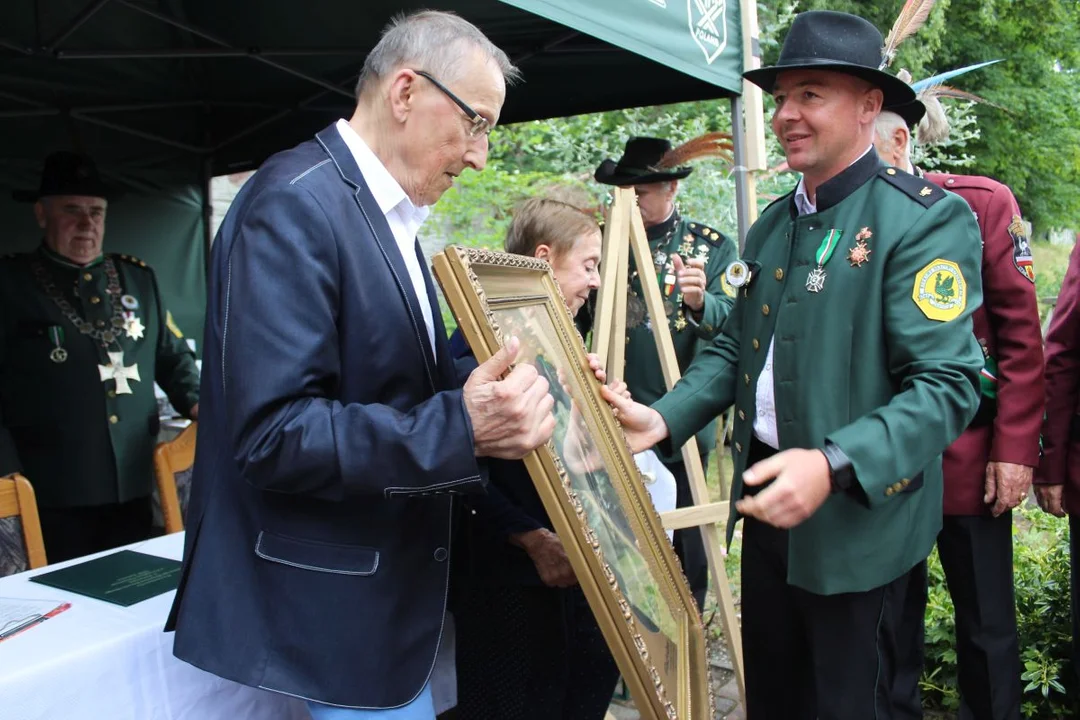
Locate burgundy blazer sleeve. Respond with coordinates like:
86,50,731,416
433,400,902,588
980,185,1044,467
1038,241,1080,485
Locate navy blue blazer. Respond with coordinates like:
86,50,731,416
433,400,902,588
165,123,484,709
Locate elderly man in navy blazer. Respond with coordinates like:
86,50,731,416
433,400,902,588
165,11,558,720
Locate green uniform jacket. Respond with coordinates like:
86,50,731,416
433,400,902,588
623,213,737,463
653,154,984,595
0,245,200,508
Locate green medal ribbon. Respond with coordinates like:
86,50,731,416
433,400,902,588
47,325,68,363
805,229,843,293
815,229,842,267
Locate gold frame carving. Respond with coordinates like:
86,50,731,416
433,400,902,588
433,246,712,720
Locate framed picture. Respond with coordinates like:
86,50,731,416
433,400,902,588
432,247,712,720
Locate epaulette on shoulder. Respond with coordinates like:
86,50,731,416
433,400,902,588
686,221,728,247
879,167,946,208
113,253,148,269
926,172,1004,194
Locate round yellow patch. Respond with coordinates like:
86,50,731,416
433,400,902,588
912,259,966,321
720,273,737,298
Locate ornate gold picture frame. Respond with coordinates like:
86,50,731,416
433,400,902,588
432,246,711,720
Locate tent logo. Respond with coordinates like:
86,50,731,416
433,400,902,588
688,0,728,64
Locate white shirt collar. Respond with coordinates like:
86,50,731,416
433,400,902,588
335,119,429,228
793,144,875,217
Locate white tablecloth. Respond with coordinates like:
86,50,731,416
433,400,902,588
0,532,458,720
0,533,311,720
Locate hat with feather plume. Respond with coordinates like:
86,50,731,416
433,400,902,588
876,0,1004,143
593,133,734,186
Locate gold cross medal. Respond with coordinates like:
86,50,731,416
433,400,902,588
806,229,842,293
848,227,872,267
99,351,140,395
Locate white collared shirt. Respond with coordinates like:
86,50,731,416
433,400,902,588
336,119,437,359
752,145,873,449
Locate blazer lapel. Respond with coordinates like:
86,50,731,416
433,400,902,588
414,242,458,391
314,125,438,390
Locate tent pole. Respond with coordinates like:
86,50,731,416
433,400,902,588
114,0,352,99
46,0,113,52
731,96,752,254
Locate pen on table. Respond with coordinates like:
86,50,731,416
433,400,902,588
0,602,71,641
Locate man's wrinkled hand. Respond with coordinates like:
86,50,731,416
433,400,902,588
1034,484,1066,518
672,254,707,313
736,449,831,529
599,384,668,453
984,461,1034,517
465,337,555,460
511,528,577,587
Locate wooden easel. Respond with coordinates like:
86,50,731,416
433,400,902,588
595,187,745,701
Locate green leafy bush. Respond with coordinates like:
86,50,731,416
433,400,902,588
920,506,1075,719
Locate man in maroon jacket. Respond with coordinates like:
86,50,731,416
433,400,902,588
1036,240,1080,688
875,94,1045,719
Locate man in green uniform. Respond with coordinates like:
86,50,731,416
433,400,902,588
602,11,984,718
589,134,738,609
0,152,200,562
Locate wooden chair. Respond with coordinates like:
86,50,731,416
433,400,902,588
0,474,47,574
154,421,197,534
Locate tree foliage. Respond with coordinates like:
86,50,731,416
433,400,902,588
773,0,1080,232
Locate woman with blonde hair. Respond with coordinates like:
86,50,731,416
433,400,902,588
449,196,621,720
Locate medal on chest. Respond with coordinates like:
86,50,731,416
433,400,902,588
33,257,143,393
48,326,67,363
98,351,141,395
806,229,842,293
847,227,873,267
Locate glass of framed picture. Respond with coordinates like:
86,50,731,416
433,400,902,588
433,246,711,720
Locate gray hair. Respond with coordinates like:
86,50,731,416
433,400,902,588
355,10,521,100
875,109,912,161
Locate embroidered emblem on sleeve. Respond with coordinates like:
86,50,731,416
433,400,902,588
912,259,967,322
1008,215,1035,283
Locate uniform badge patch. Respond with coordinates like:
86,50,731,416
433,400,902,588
1008,215,1035,283
720,273,737,298
912,259,967,322
724,260,752,289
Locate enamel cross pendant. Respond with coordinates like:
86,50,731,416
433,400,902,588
806,267,827,293
99,351,141,395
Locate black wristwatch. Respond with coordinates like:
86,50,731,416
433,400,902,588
822,441,856,494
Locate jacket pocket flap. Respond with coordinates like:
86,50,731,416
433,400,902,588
255,531,379,576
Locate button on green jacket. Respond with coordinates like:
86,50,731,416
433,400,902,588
0,246,200,508
652,154,984,595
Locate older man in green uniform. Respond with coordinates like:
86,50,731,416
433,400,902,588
0,152,200,562
589,134,738,609
603,11,984,719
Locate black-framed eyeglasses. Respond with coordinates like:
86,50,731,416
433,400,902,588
413,70,492,139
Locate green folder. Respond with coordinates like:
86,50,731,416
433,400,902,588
30,550,181,607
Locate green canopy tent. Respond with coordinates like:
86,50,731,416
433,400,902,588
1,0,758,348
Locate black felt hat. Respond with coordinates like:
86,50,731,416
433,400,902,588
885,98,928,129
743,11,917,108
12,151,115,202
593,137,692,187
